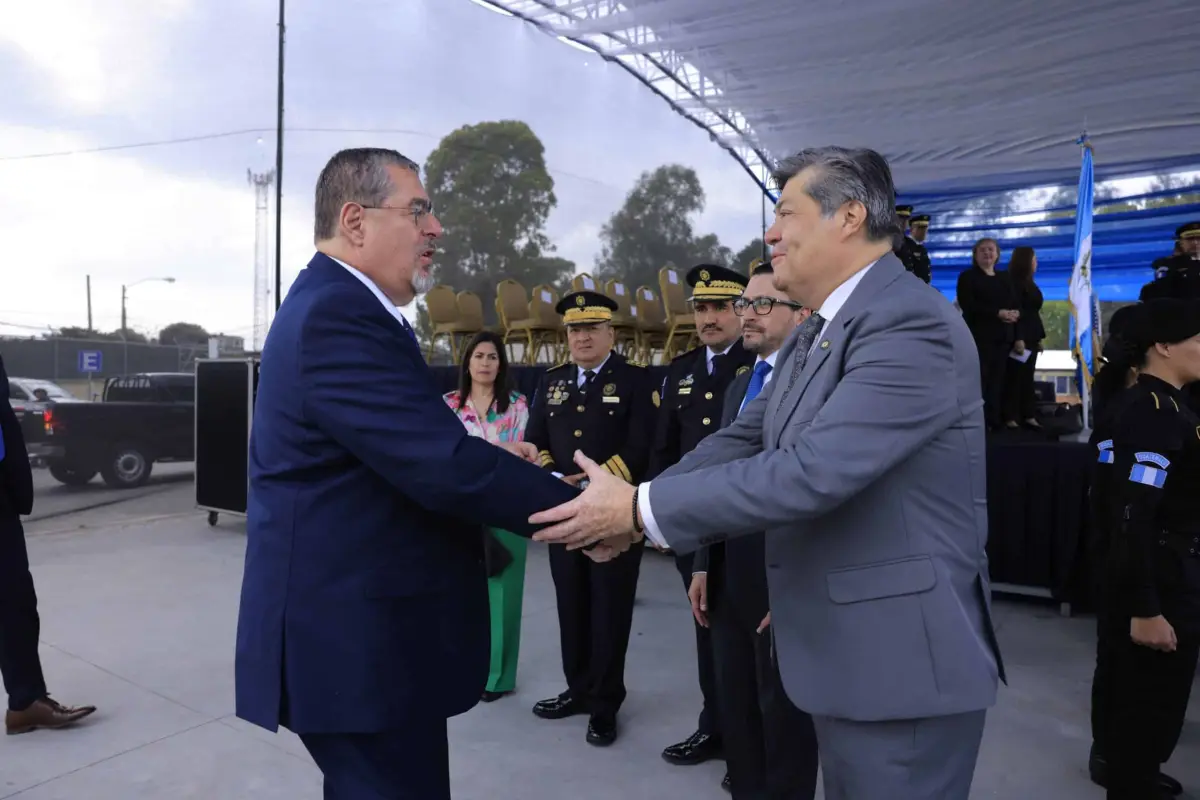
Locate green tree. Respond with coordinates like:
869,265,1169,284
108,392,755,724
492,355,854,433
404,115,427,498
158,322,209,345
594,164,731,291
732,238,766,270
424,120,572,325
1041,301,1071,350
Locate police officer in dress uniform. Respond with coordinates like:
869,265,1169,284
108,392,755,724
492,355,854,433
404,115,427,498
1,353,96,735
1141,222,1200,302
893,205,933,283
652,263,755,768
526,290,657,747
691,262,820,799
1094,299,1200,799
1086,304,1184,797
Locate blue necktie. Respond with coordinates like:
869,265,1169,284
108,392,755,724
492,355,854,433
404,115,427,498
400,317,417,342
740,360,773,414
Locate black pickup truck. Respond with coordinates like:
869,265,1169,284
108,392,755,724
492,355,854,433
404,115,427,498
36,373,195,488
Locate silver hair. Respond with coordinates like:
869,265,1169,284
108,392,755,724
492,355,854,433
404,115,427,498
313,148,419,242
771,147,897,242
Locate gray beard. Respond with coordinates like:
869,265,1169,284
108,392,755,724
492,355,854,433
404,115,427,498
411,268,436,296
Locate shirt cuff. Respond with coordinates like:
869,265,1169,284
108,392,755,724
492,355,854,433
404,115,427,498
638,481,668,549
552,472,564,479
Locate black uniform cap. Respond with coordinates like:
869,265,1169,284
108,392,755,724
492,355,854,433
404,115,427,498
909,213,930,227
1130,298,1200,348
1175,221,1200,241
556,290,618,326
686,264,748,302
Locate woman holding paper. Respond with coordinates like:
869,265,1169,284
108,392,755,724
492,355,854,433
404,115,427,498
1003,246,1046,429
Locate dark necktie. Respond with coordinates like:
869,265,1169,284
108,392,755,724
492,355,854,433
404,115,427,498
580,369,597,392
399,316,417,342
709,353,727,376
739,360,773,415
778,312,825,406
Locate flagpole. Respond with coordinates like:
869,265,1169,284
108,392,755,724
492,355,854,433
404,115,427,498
1071,135,1095,431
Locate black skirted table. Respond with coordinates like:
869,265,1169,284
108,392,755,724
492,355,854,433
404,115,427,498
429,365,1096,610
985,439,1095,612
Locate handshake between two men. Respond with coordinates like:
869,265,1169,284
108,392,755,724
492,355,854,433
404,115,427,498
500,443,637,563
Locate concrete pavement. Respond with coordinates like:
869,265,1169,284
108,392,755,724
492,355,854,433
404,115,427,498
1,481,1196,799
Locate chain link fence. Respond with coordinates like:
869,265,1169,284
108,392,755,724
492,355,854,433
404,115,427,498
0,336,206,382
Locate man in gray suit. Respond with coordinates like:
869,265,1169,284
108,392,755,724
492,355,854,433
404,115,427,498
532,146,1005,800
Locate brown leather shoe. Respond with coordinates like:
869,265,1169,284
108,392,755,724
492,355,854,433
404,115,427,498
5,697,97,735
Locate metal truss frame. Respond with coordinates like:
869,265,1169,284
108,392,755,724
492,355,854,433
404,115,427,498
471,0,777,198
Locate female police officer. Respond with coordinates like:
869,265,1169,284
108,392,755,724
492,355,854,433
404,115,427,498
1099,297,1200,799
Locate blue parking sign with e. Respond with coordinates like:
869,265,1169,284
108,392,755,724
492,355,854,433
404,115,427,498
78,350,102,373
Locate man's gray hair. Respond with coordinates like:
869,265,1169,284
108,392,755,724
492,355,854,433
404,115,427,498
771,147,897,242
314,148,420,242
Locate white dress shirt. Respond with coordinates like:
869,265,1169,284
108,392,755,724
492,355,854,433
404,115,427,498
576,353,612,387
638,260,877,549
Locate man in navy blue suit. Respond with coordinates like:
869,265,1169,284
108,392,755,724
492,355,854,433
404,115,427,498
234,148,580,800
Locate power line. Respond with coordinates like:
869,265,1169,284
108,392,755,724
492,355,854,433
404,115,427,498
0,126,621,190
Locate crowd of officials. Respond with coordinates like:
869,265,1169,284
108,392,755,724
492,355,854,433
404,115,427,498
1,164,1197,799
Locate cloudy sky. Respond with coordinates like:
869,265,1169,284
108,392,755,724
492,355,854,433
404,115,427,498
0,0,765,341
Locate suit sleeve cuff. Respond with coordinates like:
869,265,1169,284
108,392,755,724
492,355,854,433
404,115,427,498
638,481,668,549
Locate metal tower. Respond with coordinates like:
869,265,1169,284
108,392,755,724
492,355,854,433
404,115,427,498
248,169,276,351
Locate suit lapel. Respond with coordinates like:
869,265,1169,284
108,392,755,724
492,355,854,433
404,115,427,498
724,371,752,427
767,254,908,439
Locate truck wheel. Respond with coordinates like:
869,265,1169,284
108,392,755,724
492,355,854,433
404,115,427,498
48,465,98,486
99,445,153,489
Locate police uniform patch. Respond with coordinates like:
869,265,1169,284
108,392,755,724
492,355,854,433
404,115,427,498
603,383,616,396
736,365,750,376
1129,451,1170,489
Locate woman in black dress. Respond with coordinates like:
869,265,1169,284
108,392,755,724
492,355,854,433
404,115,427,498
956,237,1020,430
1002,246,1046,429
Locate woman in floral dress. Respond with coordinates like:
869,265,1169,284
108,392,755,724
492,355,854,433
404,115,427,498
443,331,530,701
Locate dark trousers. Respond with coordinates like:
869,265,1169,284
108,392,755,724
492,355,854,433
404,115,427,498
0,517,48,712
1101,621,1198,799
976,338,1011,429
549,540,644,718
710,593,818,800
675,551,720,736
301,722,450,800
1002,348,1038,423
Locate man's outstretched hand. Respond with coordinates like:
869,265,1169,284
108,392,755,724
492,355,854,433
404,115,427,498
531,451,638,549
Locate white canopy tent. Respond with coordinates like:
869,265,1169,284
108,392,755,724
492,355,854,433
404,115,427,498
472,0,1200,201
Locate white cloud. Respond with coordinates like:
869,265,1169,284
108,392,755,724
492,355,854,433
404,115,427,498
0,0,192,112
0,125,308,340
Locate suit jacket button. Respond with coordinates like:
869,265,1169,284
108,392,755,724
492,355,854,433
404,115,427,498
574,429,582,438
702,417,711,425
577,405,585,412
705,392,713,400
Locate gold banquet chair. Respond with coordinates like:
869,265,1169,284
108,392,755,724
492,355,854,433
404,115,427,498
658,265,696,360
604,278,640,357
425,284,476,363
634,285,669,364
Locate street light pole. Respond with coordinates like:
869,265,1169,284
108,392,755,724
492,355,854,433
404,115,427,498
121,277,176,339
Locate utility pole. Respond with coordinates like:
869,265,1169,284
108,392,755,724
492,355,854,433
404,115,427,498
273,0,286,312
249,169,276,351
86,275,93,331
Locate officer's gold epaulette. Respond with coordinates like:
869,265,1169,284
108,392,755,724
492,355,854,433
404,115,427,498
545,361,572,373
626,359,648,368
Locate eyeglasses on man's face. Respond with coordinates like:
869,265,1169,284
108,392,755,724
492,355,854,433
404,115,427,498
732,296,803,316
360,198,436,227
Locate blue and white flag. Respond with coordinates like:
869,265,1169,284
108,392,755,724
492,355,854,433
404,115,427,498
1068,142,1101,388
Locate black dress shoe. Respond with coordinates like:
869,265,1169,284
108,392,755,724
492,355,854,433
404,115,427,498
721,773,731,793
661,729,723,765
1088,752,1182,796
586,714,617,746
532,694,587,720
480,690,511,703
